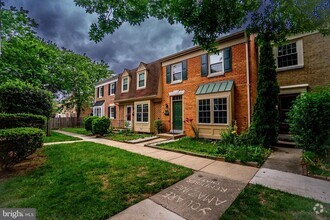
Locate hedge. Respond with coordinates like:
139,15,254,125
0,80,53,118
0,113,47,130
288,86,330,157
92,117,110,136
0,127,44,170
84,116,99,134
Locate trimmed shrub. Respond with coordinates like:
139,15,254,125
288,86,330,157
92,117,110,136
0,127,44,170
84,116,98,133
153,119,164,134
0,80,53,118
0,113,46,130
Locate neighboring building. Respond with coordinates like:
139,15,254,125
274,32,330,134
115,61,162,132
159,31,258,139
93,75,120,127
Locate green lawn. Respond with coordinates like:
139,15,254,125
105,132,154,142
61,127,92,135
222,184,330,220
158,137,220,155
158,137,270,165
43,131,81,143
0,142,192,220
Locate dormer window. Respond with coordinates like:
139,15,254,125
122,77,129,92
137,71,146,89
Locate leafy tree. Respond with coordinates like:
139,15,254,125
0,80,53,118
55,50,111,118
1,4,112,118
0,36,60,91
0,3,37,39
75,0,328,147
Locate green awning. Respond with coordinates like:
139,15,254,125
195,80,234,95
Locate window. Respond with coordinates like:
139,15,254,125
98,86,104,98
136,103,148,122
94,107,102,117
122,77,128,92
275,40,303,70
109,82,116,95
198,99,211,123
277,42,298,68
172,63,182,82
137,72,146,89
108,106,116,119
198,98,228,124
213,98,227,124
209,51,223,74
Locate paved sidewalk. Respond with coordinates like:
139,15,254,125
54,130,258,183
44,140,85,145
250,168,330,203
262,147,303,174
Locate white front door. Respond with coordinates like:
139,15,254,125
125,105,133,128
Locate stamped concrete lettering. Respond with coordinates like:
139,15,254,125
150,172,246,220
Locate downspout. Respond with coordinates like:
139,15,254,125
245,33,251,127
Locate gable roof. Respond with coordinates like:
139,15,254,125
115,60,161,102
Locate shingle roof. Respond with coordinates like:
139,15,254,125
115,60,161,101
95,75,118,87
93,100,105,107
195,80,234,95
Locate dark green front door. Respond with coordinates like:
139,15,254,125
173,100,182,131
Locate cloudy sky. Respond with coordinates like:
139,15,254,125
6,0,194,73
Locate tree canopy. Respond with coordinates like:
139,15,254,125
0,3,113,117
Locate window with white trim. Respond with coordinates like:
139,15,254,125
137,72,146,89
109,82,116,95
198,99,211,123
209,51,223,74
198,98,228,124
94,107,102,117
108,106,116,119
172,62,182,83
98,86,104,98
277,42,298,68
122,77,129,92
213,98,227,124
136,103,148,122
275,39,303,70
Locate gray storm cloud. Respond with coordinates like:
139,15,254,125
6,0,194,73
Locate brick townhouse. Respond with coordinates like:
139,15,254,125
273,32,330,134
93,75,120,127
114,61,162,132
159,31,258,139
93,31,329,139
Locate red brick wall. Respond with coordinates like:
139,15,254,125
94,84,120,127
160,42,255,137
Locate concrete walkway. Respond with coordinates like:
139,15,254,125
54,130,258,183
262,147,303,174
250,168,330,203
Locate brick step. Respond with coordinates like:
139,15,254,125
157,133,185,140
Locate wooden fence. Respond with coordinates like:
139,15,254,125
49,117,84,130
